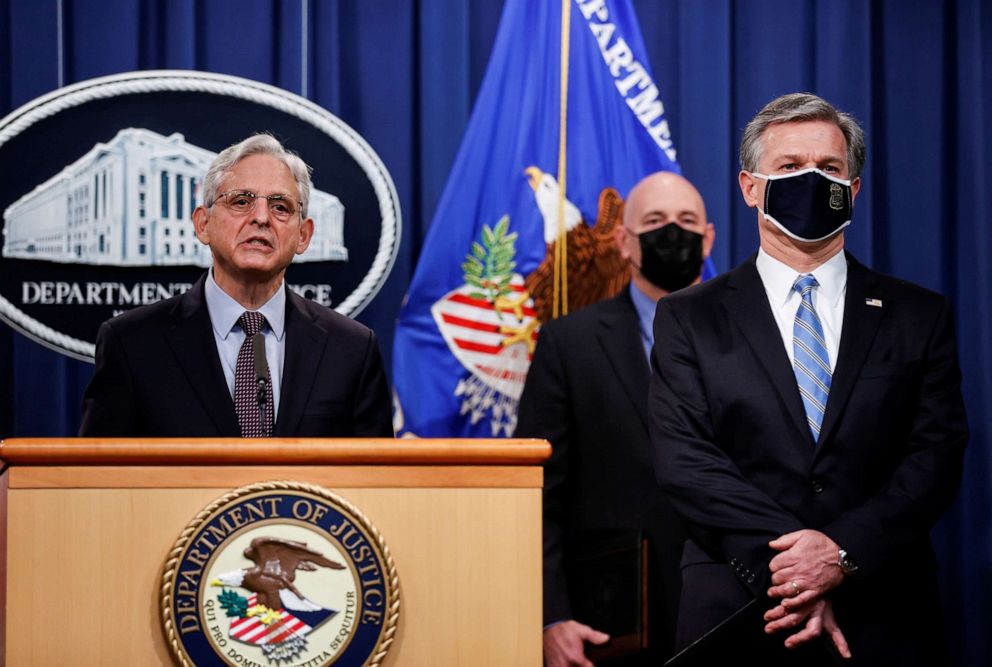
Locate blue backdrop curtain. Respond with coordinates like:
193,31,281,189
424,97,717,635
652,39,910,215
0,1,988,664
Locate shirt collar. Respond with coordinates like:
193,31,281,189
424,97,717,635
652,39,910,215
755,247,847,308
204,269,287,341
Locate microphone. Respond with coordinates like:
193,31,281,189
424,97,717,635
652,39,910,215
251,332,270,435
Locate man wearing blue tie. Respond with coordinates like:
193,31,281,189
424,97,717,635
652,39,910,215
650,93,966,665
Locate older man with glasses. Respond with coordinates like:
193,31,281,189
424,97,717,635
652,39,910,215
80,134,393,439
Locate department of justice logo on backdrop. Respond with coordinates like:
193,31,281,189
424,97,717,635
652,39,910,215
161,481,399,667
0,70,401,360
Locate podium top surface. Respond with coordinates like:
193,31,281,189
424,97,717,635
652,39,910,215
0,438,551,466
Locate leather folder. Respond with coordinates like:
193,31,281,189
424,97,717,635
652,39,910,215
565,530,649,661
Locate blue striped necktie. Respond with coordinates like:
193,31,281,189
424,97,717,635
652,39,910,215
792,275,831,443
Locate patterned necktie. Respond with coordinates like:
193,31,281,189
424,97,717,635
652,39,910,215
234,311,273,437
792,275,831,443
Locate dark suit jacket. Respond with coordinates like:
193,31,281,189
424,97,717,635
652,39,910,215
80,274,393,437
517,289,686,661
650,253,967,666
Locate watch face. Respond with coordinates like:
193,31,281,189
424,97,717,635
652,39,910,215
839,550,858,573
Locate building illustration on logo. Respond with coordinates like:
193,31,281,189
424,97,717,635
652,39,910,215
2,128,347,266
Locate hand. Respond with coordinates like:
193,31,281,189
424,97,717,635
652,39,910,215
764,597,852,658
766,529,845,609
543,620,610,667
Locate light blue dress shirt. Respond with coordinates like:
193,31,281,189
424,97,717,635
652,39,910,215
629,281,658,362
204,270,287,418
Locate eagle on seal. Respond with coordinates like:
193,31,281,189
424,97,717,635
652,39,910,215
212,536,344,611
522,166,630,323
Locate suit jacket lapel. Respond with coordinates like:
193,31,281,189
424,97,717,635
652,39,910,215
723,258,813,446
274,290,327,436
164,275,240,436
815,253,884,453
597,290,650,431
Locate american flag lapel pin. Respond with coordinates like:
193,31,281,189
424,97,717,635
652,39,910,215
865,298,883,307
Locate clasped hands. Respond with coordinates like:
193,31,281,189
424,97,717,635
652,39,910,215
763,529,851,658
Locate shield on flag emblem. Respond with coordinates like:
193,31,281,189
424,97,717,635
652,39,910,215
228,593,334,649
431,273,538,435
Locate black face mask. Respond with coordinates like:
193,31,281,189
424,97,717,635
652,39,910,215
636,223,703,293
754,168,853,242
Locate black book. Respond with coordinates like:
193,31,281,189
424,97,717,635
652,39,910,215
565,530,649,661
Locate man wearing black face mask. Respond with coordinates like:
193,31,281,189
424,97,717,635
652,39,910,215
651,93,966,666
614,172,714,302
518,172,714,667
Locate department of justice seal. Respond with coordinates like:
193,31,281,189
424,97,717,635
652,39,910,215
161,481,399,667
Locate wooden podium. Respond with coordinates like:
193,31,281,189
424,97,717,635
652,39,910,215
0,438,549,666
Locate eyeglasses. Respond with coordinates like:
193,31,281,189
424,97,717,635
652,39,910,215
210,190,301,222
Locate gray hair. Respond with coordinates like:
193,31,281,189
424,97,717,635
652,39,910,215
202,133,313,217
740,93,866,178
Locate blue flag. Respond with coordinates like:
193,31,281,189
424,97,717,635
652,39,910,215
394,0,688,437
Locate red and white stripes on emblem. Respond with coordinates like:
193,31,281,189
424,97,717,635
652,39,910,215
229,595,311,646
434,282,536,374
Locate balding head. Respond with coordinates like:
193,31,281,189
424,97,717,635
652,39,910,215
623,172,707,233
616,171,714,299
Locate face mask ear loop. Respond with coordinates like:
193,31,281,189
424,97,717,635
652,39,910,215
621,225,644,273
747,172,770,215
764,179,772,221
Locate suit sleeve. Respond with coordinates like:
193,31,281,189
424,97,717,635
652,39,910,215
351,330,394,437
516,323,574,625
79,320,139,436
823,298,967,577
650,297,804,596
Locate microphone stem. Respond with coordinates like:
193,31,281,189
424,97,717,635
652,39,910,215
257,379,268,436
252,331,270,436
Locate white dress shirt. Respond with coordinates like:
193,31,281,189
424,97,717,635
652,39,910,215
755,247,847,372
204,270,287,417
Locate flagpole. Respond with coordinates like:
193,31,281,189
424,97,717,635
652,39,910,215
553,0,571,318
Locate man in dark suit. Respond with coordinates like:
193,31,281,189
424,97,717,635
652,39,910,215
651,93,966,665
518,172,714,666
80,134,392,438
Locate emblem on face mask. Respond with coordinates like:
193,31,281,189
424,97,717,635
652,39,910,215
755,168,853,243
828,183,845,211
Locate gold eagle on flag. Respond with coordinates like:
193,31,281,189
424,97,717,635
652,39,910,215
523,166,630,323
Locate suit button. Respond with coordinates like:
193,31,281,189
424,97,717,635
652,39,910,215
747,574,756,584
811,478,825,494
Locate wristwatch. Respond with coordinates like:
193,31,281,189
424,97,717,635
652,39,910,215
837,548,859,575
